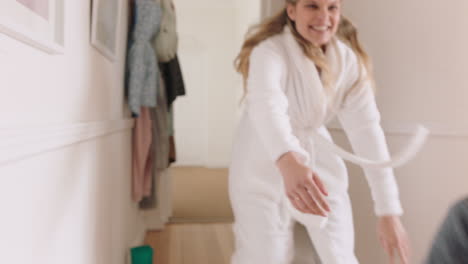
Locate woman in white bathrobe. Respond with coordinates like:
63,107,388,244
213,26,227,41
229,0,427,263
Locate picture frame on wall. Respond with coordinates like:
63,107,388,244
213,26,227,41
0,0,65,54
91,0,123,62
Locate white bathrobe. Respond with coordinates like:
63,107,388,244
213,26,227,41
229,27,427,264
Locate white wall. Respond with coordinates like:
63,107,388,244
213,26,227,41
173,0,261,168
0,1,145,263
341,1,468,263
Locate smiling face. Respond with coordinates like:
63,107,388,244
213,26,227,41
287,0,342,47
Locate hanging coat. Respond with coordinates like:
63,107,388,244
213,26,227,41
139,73,170,209
126,0,162,117
132,107,154,203
153,0,178,62
159,55,186,107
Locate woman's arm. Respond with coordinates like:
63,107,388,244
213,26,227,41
337,55,409,263
246,44,308,164
338,82,403,215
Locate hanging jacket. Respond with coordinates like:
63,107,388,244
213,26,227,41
159,55,185,107
153,0,178,62
126,0,162,116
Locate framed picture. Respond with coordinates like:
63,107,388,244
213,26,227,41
91,0,123,61
0,0,65,54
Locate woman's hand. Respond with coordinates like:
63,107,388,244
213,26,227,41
377,215,411,264
276,151,330,216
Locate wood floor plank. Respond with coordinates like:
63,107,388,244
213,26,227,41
212,224,233,264
168,225,182,264
144,223,234,264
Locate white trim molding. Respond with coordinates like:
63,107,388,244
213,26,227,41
328,120,468,138
0,119,134,167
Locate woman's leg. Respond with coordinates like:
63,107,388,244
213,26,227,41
303,193,359,264
230,193,295,264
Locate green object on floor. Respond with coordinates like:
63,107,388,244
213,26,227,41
131,245,153,264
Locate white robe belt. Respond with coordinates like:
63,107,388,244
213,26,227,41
298,125,429,170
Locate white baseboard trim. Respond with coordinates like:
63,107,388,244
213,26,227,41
126,212,148,264
126,231,148,264
130,212,148,247
141,169,172,231
142,209,167,231
0,119,134,167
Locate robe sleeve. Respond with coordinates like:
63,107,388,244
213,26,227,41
245,43,310,164
337,55,403,216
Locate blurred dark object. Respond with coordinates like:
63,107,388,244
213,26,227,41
425,197,468,264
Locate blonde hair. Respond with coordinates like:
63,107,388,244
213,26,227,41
234,0,333,100
234,1,374,102
337,16,375,92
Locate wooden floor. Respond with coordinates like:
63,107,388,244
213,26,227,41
170,167,233,220
144,223,235,264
